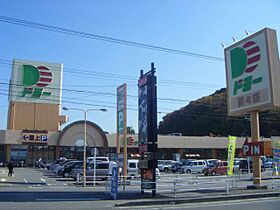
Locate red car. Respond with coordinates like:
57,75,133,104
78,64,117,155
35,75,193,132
203,161,228,176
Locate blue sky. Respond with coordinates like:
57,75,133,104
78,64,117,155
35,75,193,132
0,1,280,133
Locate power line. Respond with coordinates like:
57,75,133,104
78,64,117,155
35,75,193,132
0,15,224,62
0,82,227,107
0,90,277,122
0,59,223,89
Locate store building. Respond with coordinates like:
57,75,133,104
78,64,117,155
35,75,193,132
0,59,272,166
0,59,109,166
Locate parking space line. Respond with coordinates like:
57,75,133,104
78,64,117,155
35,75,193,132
0,178,7,182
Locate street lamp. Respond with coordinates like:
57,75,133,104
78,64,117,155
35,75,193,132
62,106,107,187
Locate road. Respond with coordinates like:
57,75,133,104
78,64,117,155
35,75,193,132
0,167,279,206
0,197,279,210
117,198,280,210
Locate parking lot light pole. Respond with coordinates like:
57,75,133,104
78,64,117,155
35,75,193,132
62,107,107,187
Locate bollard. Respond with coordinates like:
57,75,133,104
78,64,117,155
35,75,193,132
173,180,176,198
226,179,230,195
77,173,80,184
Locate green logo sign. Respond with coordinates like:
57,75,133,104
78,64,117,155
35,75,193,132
22,65,53,98
230,41,262,95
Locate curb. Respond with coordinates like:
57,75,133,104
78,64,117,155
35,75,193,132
115,192,280,207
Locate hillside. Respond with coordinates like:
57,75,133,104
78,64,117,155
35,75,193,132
158,88,280,137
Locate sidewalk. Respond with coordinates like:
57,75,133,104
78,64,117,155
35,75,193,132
0,183,279,204
115,188,280,207
1,168,279,205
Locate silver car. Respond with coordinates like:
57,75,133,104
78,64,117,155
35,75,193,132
71,161,109,181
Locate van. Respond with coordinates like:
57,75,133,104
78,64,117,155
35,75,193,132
127,159,139,179
71,161,109,181
180,160,207,174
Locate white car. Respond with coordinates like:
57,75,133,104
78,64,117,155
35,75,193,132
180,160,207,174
158,160,175,172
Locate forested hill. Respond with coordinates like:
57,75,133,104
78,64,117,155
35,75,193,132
158,88,280,137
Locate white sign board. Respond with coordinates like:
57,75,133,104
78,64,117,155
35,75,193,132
225,28,280,116
9,59,63,104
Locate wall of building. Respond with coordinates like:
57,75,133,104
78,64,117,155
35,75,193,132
7,102,62,131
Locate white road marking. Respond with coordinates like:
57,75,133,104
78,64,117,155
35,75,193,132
35,198,102,201
0,178,7,182
40,178,46,182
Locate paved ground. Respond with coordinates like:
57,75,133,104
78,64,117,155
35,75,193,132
0,167,279,209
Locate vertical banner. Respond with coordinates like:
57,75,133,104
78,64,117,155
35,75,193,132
271,137,280,176
138,79,148,144
227,135,236,176
138,63,158,196
111,166,118,199
117,83,127,177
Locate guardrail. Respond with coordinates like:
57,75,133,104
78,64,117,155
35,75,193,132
48,168,280,197
104,170,280,198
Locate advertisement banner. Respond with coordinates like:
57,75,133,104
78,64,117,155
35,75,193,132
138,64,158,195
10,59,63,104
224,28,280,116
111,166,118,199
271,137,280,176
117,84,126,133
227,135,236,176
138,82,148,144
141,169,153,189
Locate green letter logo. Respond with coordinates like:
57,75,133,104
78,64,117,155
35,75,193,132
21,65,53,99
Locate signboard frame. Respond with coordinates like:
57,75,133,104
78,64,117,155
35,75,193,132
138,63,158,196
116,83,127,177
224,28,280,116
10,59,63,104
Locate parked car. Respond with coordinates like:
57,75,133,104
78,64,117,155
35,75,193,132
86,156,109,163
264,158,274,168
60,161,83,178
205,159,219,167
180,160,207,174
79,161,109,181
158,160,175,172
71,161,109,181
52,159,76,174
49,158,68,171
239,158,265,173
171,162,182,173
46,157,67,170
127,159,139,179
203,161,228,176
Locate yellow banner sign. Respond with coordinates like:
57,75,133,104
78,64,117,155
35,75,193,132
227,136,236,176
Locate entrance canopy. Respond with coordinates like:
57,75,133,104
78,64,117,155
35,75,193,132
58,120,108,147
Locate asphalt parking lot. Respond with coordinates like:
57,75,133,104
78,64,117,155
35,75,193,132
0,167,78,188
0,167,277,192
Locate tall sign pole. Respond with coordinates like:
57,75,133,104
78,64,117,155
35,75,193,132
224,28,280,188
250,111,261,185
117,83,127,178
138,63,158,197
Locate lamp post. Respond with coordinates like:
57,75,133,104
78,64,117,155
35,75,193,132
62,107,107,187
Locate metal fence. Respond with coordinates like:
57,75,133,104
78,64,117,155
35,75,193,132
102,170,280,198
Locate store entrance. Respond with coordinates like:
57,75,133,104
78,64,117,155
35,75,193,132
26,145,55,167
